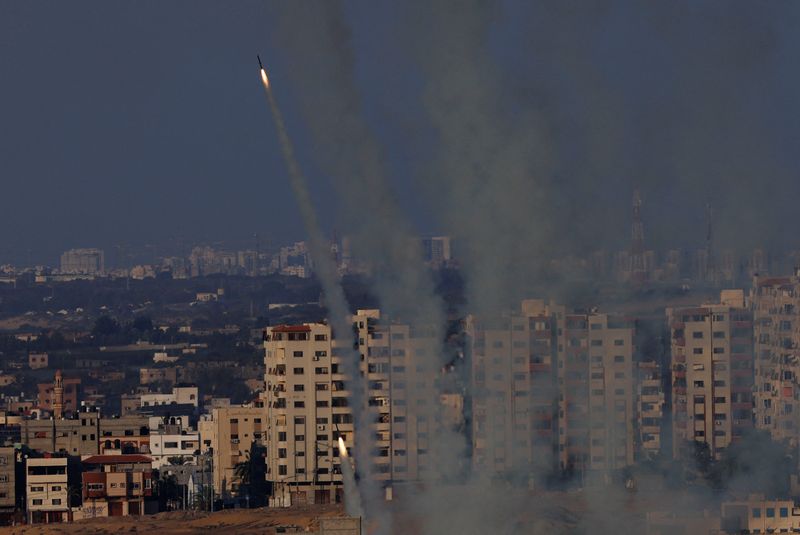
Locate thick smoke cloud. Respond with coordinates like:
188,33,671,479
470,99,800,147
266,0,800,533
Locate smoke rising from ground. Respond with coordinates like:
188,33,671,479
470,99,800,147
264,1,800,533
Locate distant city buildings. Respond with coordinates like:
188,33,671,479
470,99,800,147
60,248,105,275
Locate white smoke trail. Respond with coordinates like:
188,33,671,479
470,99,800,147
259,67,385,528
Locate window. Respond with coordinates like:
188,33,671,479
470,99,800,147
766,508,775,518
752,508,761,518
294,401,305,408
32,499,43,505
165,442,178,448
278,465,287,475
278,448,287,458
315,350,327,357
614,339,624,346
315,367,329,375
31,486,44,492
293,351,304,357
692,348,703,355
230,419,239,424
293,367,304,375
692,332,703,339
278,432,287,441
294,384,305,392
315,334,327,341
781,507,789,518
614,355,625,363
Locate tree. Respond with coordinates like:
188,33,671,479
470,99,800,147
234,453,252,487
132,315,154,333
92,315,120,337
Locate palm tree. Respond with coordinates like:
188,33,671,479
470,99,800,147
234,452,252,487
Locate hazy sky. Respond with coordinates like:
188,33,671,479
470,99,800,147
2,1,800,265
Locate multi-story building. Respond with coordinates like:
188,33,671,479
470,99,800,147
0,447,16,522
79,455,155,518
421,236,452,267
637,361,665,460
751,273,800,443
148,416,199,469
668,290,754,459
60,248,105,275
198,405,266,497
467,300,636,479
263,310,443,504
22,412,150,456
26,456,69,524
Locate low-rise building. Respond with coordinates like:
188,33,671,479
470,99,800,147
722,497,800,533
28,353,48,370
139,368,177,386
140,385,198,408
78,455,156,518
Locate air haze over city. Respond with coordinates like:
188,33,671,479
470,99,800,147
1,1,800,534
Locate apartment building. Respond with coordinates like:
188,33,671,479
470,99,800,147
0,447,15,521
264,323,343,505
467,300,557,477
263,310,443,504
60,248,105,275
198,405,266,497
668,290,754,459
78,455,155,518
467,300,636,479
26,457,69,524
721,497,800,533
585,313,636,471
22,412,150,456
637,361,665,460
148,416,199,468
751,273,800,442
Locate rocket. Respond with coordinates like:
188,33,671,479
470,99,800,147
257,55,269,88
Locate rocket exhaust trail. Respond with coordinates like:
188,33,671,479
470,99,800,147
258,61,382,530
339,437,363,518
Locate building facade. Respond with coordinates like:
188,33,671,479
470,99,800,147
668,290,754,459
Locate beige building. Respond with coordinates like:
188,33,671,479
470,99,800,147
637,361,664,460
26,457,69,524
21,413,149,456
751,273,800,442
0,447,15,517
263,310,443,504
668,290,754,459
721,497,800,534
198,405,266,497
